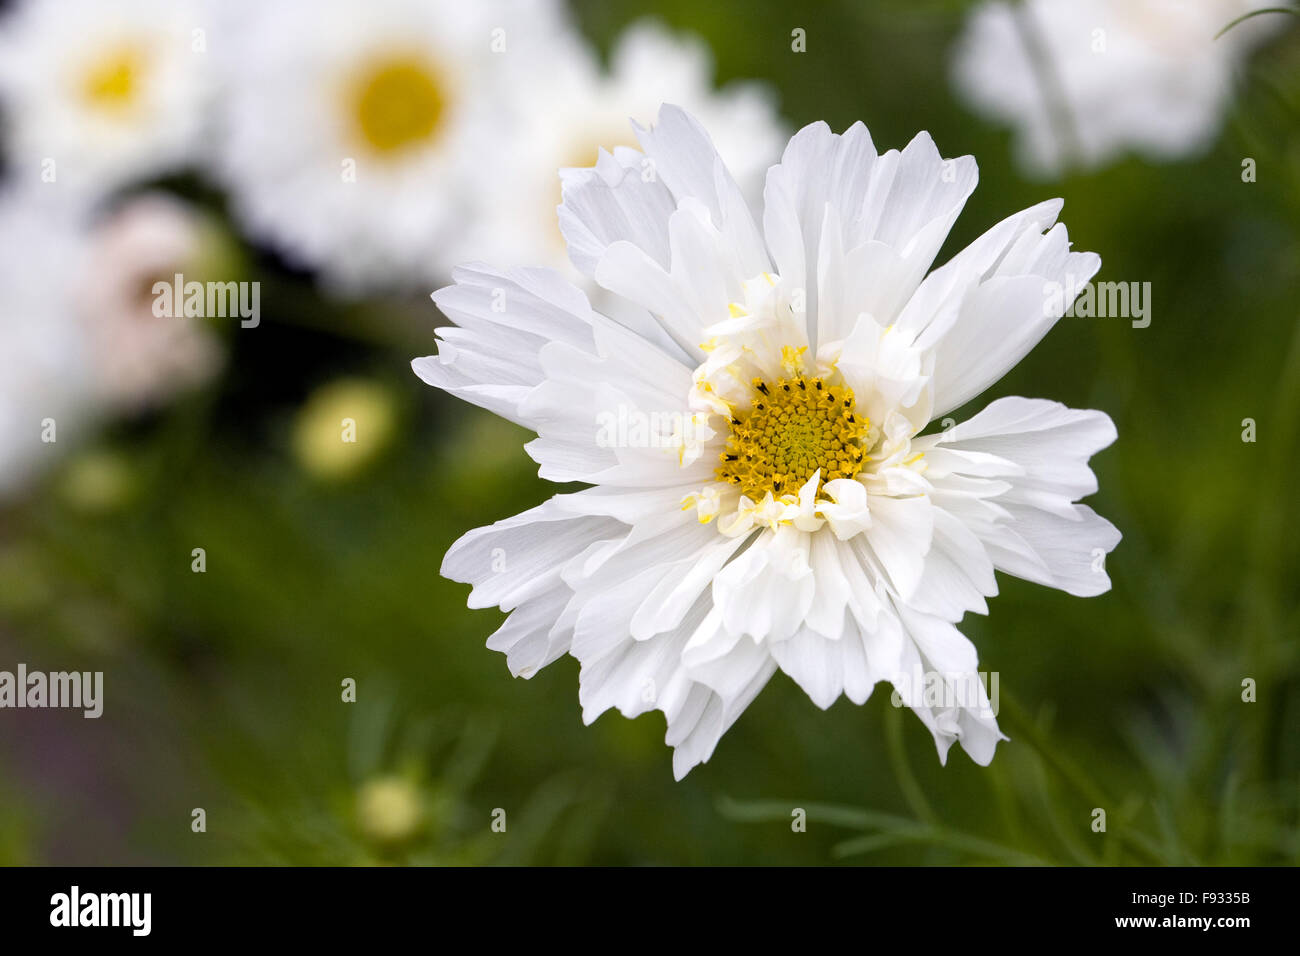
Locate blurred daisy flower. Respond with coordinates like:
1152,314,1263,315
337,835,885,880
0,191,222,496
0,0,212,205
463,18,785,273
415,106,1121,779
952,0,1292,177
211,0,569,294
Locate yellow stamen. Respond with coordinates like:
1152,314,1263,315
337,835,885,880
716,374,868,501
780,344,807,375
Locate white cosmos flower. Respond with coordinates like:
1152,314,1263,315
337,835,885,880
0,0,211,206
460,18,785,272
952,0,1291,177
212,0,568,294
415,106,1121,779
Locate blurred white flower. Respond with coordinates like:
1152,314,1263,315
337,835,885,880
461,19,786,273
0,0,212,206
0,196,91,495
76,193,223,412
0,191,222,495
415,107,1121,778
952,0,1291,177
211,0,569,294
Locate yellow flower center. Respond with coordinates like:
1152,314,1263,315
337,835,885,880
351,56,447,155
81,45,145,112
717,375,868,500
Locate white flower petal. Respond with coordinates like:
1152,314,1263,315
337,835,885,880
441,496,630,612
770,598,903,709
632,104,770,275
907,506,999,620
893,603,1007,766
770,626,844,710
985,502,1121,597
763,122,978,349
416,263,598,427
485,588,574,678
576,599,776,779
926,396,1121,596
559,146,678,275
901,203,1100,417
857,492,934,600
712,525,814,642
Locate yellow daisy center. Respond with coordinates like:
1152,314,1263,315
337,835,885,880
351,56,447,155
717,375,868,500
81,45,145,112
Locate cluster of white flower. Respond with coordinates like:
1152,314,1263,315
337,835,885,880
0,0,784,491
0,0,221,493
210,0,785,293
952,0,1291,177
0,0,1288,776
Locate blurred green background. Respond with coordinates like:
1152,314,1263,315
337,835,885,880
1,0,1298,865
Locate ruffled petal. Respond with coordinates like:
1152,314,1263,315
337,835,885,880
920,396,1121,596
763,121,978,349
897,200,1100,417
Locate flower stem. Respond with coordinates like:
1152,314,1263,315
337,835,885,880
999,690,1164,865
